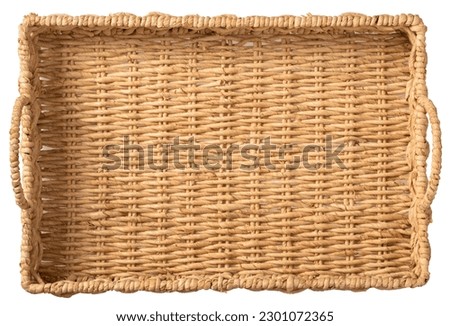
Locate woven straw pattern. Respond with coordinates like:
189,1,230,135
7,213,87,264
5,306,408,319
11,13,441,296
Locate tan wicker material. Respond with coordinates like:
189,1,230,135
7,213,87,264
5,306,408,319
11,13,441,296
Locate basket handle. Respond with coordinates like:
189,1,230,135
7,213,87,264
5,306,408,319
417,96,442,210
10,95,30,209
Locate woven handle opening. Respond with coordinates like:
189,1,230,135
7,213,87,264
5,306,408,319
10,95,30,209
418,96,442,209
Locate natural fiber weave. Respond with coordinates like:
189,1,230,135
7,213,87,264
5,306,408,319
11,13,441,296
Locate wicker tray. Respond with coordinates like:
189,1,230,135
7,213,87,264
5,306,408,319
11,13,441,296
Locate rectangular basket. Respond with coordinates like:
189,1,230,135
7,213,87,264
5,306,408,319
11,13,441,296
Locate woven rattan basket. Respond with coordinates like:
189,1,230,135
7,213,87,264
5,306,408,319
11,13,441,296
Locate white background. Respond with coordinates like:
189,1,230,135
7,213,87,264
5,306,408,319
1,1,448,325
